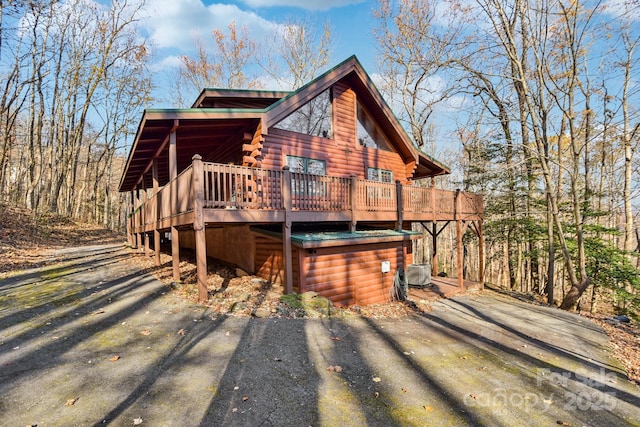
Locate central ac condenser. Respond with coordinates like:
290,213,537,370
406,264,431,288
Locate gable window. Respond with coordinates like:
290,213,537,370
367,167,393,183
274,90,333,138
357,102,393,151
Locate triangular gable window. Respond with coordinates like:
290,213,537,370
274,89,332,138
357,102,393,152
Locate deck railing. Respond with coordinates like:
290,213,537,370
202,163,283,209
356,179,397,212
130,160,483,229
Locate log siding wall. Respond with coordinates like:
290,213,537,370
262,129,409,182
253,233,413,306
302,242,412,306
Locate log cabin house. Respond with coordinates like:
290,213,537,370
119,56,484,307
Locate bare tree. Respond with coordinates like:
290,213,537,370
178,21,261,98
262,16,332,90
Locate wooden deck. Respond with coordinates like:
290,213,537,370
126,158,484,303
409,276,483,301
128,159,483,234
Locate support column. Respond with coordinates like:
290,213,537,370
169,127,180,282
430,179,438,277
171,227,180,282
282,166,293,294
478,220,485,288
395,180,403,231
432,221,438,276
135,188,142,250
192,154,208,302
128,191,134,246
349,175,358,232
455,189,463,290
152,158,161,266
143,186,150,257
144,232,150,257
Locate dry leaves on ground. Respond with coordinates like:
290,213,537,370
582,313,640,384
0,204,122,273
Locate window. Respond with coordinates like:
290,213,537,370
357,102,393,151
367,167,393,183
287,155,327,196
287,156,326,175
366,167,394,203
274,90,332,138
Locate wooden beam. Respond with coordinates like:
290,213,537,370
170,127,180,282
144,232,150,257
455,190,463,290
152,158,161,266
192,154,208,302
134,120,179,189
349,175,358,232
171,226,180,282
282,166,293,294
395,180,403,231
478,220,485,287
242,142,263,152
432,221,438,277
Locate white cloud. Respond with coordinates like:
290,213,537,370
602,0,640,21
153,55,183,71
141,0,278,50
238,0,365,11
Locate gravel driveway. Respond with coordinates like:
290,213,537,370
1,243,639,426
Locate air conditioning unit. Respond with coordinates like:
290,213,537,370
406,264,431,288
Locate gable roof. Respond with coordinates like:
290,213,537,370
119,56,448,192
191,88,292,109
262,56,449,178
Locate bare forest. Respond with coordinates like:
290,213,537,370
1,0,638,317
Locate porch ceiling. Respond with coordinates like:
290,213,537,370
119,111,261,192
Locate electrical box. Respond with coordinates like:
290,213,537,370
406,264,431,287
381,261,391,273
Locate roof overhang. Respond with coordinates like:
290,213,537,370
118,109,263,192
192,88,292,109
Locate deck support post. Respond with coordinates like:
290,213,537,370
455,189,463,290
152,158,161,266
282,166,293,294
127,191,134,246
169,127,180,282
144,232,150,257
432,222,438,276
430,179,438,277
349,175,357,232
395,180,403,231
478,220,485,288
192,154,208,302
141,186,149,257
154,229,161,265
171,227,180,282
135,188,142,252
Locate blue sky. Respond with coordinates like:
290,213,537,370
141,0,379,99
